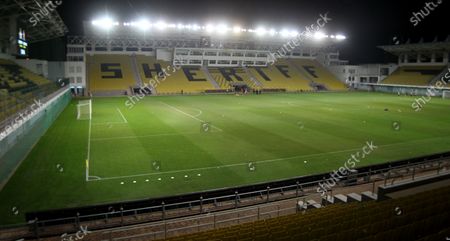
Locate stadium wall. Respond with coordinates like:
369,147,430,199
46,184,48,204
356,82,450,96
0,88,72,190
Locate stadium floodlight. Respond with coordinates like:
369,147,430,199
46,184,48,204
177,24,185,30
255,27,267,36
216,24,229,34
290,30,299,37
134,19,151,31
233,26,242,33
269,29,277,36
155,21,168,30
336,34,347,40
280,29,290,38
314,31,327,40
206,24,215,33
91,17,118,30
192,24,201,31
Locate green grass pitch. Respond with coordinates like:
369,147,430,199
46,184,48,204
1,92,450,224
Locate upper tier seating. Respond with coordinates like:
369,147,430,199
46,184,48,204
160,185,450,241
382,66,445,86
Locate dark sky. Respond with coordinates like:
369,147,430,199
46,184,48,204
55,0,447,64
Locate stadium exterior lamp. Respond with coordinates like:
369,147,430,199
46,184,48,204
233,26,242,33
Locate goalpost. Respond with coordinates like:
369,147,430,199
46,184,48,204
443,91,450,99
77,99,92,120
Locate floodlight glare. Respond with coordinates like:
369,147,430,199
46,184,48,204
314,31,327,40
91,17,118,30
290,31,299,37
233,26,242,33
206,24,215,33
217,24,229,34
280,29,290,38
255,27,267,36
336,34,347,40
269,29,276,36
192,24,201,31
155,21,167,30
135,19,151,31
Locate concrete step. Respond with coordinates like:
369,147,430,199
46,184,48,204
307,200,322,209
334,194,348,203
321,195,334,205
361,191,378,201
347,193,362,203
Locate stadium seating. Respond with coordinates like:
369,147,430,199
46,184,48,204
86,54,137,94
288,59,348,90
247,61,312,91
0,59,57,122
136,55,216,94
208,67,259,90
161,186,450,241
86,54,349,94
382,66,445,86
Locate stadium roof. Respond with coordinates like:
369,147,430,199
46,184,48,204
0,0,68,43
378,37,450,55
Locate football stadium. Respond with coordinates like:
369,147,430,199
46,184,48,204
0,0,449,240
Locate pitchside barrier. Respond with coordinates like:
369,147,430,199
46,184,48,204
356,82,450,97
0,87,71,190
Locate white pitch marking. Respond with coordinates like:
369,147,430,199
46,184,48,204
92,122,128,126
191,108,203,118
90,131,219,142
116,108,128,123
159,101,223,132
87,136,449,182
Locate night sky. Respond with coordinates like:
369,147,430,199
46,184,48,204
51,0,447,64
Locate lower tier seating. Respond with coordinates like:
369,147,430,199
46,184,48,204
161,185,450,241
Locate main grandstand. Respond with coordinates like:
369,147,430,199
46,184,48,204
0,0,450,240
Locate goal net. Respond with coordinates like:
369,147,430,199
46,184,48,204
77,100,92,120
443,91,450,99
